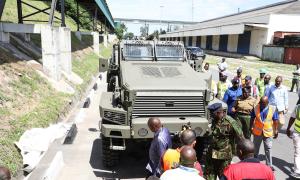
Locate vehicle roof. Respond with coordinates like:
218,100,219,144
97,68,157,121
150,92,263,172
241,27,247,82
120,61,210,91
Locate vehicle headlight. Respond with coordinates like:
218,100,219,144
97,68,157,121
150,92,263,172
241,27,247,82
138,128,148,137
194,127,203,136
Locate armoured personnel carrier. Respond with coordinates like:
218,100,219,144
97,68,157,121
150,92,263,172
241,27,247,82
99,40,223,167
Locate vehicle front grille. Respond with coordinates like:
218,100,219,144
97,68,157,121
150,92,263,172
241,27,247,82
104,110,126,125
132,95,206,117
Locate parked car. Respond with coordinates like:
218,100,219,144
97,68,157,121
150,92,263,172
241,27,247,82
186,46,206,60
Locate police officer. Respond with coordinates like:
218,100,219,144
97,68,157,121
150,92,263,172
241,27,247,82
205,103,244,180
232,86,258,139
255,68,267,97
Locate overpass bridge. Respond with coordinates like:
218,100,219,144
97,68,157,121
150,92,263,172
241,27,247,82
114,17,199,32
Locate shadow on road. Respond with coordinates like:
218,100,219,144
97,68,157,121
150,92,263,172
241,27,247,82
89,138,150,179
272,156,294,179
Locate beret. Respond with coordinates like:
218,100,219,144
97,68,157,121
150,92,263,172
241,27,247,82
208,103,223,113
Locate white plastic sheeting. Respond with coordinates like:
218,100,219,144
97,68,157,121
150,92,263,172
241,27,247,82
15,123,71,173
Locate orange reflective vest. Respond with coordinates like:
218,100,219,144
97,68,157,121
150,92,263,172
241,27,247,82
252,104,274,137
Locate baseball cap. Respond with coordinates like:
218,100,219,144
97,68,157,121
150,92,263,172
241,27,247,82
231,77,240,84
245,75,252,81
259,68,267,74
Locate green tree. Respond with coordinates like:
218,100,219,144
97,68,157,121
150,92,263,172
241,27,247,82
147,30,159,40
124,32,134,40
115,23,127,40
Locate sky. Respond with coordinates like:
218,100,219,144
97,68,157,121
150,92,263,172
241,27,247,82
107,0,284,35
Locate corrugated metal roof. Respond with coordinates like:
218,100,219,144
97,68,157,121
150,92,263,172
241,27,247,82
94,0,115,29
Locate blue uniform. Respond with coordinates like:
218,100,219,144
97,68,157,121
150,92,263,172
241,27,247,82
223,87,242,116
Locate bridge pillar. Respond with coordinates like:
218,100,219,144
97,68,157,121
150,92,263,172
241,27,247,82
75,31,82,41
100,34,107,47
41,25,61,81
92,31,99,55
59,27,72,75
0,23,10,43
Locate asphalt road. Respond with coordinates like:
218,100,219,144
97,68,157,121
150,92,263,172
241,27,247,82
51,67,298,180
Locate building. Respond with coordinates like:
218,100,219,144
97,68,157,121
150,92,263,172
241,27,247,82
160,0,300,58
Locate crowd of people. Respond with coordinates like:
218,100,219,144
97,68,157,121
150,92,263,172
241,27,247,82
145,58,300,180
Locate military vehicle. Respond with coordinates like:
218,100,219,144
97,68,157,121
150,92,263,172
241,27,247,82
99,40,223,167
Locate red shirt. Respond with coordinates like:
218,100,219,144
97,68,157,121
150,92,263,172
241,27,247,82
222,158,275,180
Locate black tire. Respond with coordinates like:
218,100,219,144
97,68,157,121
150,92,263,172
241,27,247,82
102,135,120,167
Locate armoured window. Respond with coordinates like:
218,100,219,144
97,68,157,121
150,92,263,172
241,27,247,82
123,43,154,60
155,44,184,61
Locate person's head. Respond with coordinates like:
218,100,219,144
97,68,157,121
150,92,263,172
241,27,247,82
242,86,251,99
222,58,226,63
0,166,11,180
179,146,197,168
264,74,271,85
231,77,240,89
245,75,252,86
146,176,160,180
204,63,209,71
275,76,282,87
208,103,224,121
237,67,243,77
180,129,196,147
259,68,267,79
220,72,228,82
237,139,255,160
260,96,269,109
147,117,162,133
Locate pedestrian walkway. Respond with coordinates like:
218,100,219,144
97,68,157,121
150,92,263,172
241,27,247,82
57,76,106,180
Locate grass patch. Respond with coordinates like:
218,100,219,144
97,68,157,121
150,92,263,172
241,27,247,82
2,0,79,31
0,92,69,175
100,43,113,59
72,53,99,91
0,66,70,175
72,43,112,91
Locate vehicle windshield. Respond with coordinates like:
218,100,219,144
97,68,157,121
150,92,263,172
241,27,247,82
156,45,184,60
123,44,154,60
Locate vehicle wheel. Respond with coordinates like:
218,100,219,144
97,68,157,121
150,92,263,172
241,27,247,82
102,135,120,167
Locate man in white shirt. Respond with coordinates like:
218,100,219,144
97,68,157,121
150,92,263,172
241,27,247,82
265,76,288,128
160,146,205,180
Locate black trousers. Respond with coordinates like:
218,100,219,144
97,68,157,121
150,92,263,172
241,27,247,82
291,79,299,92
